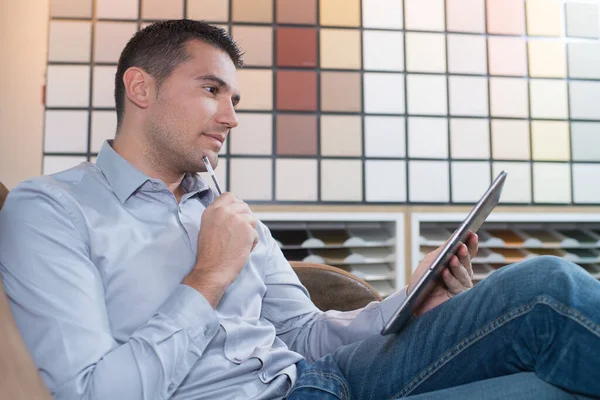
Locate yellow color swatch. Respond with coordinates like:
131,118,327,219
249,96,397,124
320,0,360,26
532,121,570,161
526,0,562,36
528,40,566,77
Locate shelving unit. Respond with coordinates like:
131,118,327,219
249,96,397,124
413,213,600,284
256,212,405,297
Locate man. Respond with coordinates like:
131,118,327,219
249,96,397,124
0,20,598,400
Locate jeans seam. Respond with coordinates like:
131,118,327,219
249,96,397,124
289,371,351,399
389,295,600,399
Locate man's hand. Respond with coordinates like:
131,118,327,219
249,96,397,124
182,192,258,308
407,231,479,317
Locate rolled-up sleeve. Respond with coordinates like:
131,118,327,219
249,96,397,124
259,222,407,362
0,180,219,400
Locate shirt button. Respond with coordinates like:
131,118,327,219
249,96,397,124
168,383,175,392
261,372,268,380
152,183,160,190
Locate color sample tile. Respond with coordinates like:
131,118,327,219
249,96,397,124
573,165,600,204
406,33,446,73
232,0,272,22
489,78,529,118
448,76,489,116
276,159,318,201
446,0,485,33
447,34,487,74
50,0,92,18
366,160,407,202
529,79,568,119
533,163,571,203
320,29,361,70
276,71,317,111
276,115,317,156
451,162,491,202
531,121,570,161
230,158,272,201
93,66,117,108
236,70,273,110
526,0,562,37
321,72,362,112
94,22,137,63
492,162,532,203
364,116,406,157
187,0,229,22
566,2,599,38
488,37,527,76
405,0,445,31
528,40,566,78
276,0,317,24
320,0,360,27
232,26,273,67
450,119,490,159
364,73,404,114
571,122,600,161
277,28,316,68
568,42,600,80
48,21,91,62
142,0,183,19
491,120,530,160
91,111,117,153
321,160,363,201
569,81,600,120
486,0,525,35
407,74,447,116
230,113,272,155
363,31,404,71
362,0,404,29
409,161,450,202
320,115,362,156
44,111,89,153
46,65,90,107
408,117,448,159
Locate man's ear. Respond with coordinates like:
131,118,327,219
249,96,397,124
122,67,153,110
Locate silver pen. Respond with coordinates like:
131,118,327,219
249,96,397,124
202,156,223,195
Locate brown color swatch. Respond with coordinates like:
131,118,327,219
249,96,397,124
321,72,362,112
277,28,317,67
277,115,318,155
276,71,317,111
276,0,317,24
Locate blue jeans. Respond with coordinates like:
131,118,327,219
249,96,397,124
287,256,600,399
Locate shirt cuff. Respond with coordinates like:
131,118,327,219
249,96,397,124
157,284,220,348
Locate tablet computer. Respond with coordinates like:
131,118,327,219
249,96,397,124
380,170,508,335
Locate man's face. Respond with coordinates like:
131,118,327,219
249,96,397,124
145,39,240,173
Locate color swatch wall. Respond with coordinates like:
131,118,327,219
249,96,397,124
44,0,600,205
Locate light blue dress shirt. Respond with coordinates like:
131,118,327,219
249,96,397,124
0,141,407,400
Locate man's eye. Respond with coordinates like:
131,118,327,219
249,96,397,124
205,86,217,94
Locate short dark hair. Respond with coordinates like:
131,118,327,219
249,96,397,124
114,19,243,128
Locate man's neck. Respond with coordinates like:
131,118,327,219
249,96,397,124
112,132,186,202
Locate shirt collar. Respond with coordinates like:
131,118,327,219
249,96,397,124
96,140,212,203
96,140,150,203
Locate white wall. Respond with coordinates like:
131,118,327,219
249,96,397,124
0,0,49,189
